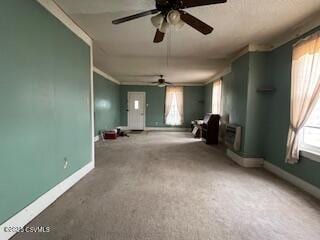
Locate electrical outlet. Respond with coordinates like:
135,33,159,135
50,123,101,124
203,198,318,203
64,157,68,169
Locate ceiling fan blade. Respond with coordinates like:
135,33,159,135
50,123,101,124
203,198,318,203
181,0,227,9
180,11,213,35
112,9,159,24
153,29,165,43
164,82,172,85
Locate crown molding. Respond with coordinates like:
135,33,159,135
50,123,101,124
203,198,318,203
229,44,273,63
120,82,204,87
205,66,232,85
37,0,92,46
93,67,120,85
271,12,320,49
229,14,320,64
38,0,319,90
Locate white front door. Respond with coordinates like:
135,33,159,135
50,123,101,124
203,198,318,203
128,92,146,130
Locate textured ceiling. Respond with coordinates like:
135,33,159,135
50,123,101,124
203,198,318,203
56,0,320,84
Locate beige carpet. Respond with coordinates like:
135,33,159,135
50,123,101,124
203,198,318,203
13,131,320,240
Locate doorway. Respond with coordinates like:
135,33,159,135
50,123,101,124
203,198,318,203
128,92,146,130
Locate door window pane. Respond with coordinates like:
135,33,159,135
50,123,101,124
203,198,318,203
134,100,139,110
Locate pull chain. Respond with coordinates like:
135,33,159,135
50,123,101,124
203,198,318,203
166,26,172,68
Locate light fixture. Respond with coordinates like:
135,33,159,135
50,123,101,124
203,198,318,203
151,13,164,29
167,10,181,25
174,19,185,30
158,83,167,88
159,19,169,33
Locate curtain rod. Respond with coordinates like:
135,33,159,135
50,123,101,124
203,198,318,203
293,31,320,47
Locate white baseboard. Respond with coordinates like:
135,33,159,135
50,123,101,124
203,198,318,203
263,161,320,200
0,161,94,240
145,127,190,132
226,149,264,168
94,135,100,142
118,126,190,132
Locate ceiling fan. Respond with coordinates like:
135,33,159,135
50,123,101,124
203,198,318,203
152,75,172,87
112,0,227,43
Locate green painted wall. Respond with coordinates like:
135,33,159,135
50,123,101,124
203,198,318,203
120,85,204,127
120,85,166,127
219,28,320,188
221,53,272,157
94,73,120,135
224,54,249,127
264,27,320,188
0,0,92,224
204,83,213,113
244,52,270,157
221,54,250,152
184,86,205,126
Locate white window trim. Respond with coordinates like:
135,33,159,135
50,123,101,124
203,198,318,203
300,149,320,163
300,126,320,163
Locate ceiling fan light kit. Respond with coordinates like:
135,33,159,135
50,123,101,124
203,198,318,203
158,83,167,87
167,10,182,25
112,0,228,43
159,20,169,33
174,18,185,30
151,13,164,28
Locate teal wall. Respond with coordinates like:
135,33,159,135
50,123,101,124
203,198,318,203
94,72,120,135
221,54,250,152
223,54,249,128
244,52,270,157
120,85,166,127
0,0,92,224
218,27,320,188
221,53,274,157
120,85,204,127
204,83,213,113
263,27,320,188
184,86,205,125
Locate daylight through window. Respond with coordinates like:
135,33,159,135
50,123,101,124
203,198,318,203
165,86,184,126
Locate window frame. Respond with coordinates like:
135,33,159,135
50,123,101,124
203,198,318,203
300,126,320,163
212,79,222,115
292,32,320,162
165,86,184,126
299,96,320,162
166,92,182,126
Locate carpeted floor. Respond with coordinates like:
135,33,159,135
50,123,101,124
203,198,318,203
13,131,320,240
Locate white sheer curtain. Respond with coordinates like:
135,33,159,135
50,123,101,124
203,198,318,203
165,86,184,126
286,32,320,163
212,79,222,114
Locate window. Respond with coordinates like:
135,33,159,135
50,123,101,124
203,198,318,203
134,100,139,110
165,86,184,126
286,32,320,163
301,98,320,155
212,80,222,114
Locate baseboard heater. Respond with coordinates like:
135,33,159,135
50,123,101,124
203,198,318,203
224,124,242,151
